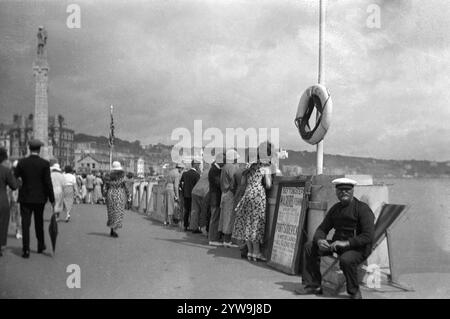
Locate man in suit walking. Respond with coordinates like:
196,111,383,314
179,160,200,231
14,139,55,258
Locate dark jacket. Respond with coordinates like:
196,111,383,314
15,154,55,204
0,164,18,212
180,168,200,199
208,163,222,206
313,197,375,257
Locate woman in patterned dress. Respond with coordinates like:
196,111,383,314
105,161,129,238
232,143,273,262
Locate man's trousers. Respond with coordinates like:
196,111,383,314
302,240,367,295
20,203,46,253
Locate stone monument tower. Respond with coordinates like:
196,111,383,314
33,26,52,159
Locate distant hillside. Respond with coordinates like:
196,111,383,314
280,150,450,178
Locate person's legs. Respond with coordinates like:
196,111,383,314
183,197,192,230
301,241,331,289
33,204,46,252
20,204,32,254
164,191,170,225
246,240,253,260
205,194,211,233
208,205,221,243
338,250,366,296
252,241,266,261
190,195,201,231
10,202,22,238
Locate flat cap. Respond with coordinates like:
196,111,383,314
332,177,357,188
28,139,44,148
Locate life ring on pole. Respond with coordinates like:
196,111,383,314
294,84,332,145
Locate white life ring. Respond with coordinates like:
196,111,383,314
294,84,332,145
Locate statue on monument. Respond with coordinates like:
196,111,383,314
37,26,47,57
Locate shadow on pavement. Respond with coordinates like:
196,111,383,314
86,232,111,238
8,246,24,257
139,212,276,268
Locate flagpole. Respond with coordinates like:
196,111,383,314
109,105,114,171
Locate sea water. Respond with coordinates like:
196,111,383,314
376,178,450,274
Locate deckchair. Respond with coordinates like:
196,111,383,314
321,203,413,293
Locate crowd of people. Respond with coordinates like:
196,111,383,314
0,139,132,258
160,143,276,262
0,139,375,298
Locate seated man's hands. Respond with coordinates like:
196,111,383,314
317,239,331,252
330,240,350,252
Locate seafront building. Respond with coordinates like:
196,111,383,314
0,114,75,168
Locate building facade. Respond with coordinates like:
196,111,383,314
1,114,74,167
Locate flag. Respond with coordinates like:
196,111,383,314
109,105,115,148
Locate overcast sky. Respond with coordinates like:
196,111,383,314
0,0,449,161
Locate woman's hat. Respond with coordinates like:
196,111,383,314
50,163,61,171
111,161,123,171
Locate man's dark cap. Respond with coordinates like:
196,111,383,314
28,139,44,150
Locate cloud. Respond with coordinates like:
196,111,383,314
0,0,449,161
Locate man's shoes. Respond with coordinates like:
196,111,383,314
294,286,323,295
111,230,119,238
65,215,71,223
209,241,223,247
350,290,362,299
37,245,46,253
22,251,30,258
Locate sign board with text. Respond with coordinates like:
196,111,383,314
267,179,310,275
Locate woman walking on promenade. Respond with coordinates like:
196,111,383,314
0,147,18,256
93,173,104,204
50,162,65,221
63,166,78,222
80,174,87,203
232,143,273,262
105,161,129,238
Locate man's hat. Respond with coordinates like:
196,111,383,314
332,177,358,189
28,139,44,150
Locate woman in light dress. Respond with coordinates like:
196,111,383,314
50,163,66,221
63,166,78,222
80,174,87,203
93,173,104,204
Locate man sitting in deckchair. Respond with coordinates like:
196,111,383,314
295,178,375,299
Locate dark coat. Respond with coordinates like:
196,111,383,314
180,168,200,199
208,163,222,207
0,164,18,246
313,197,375,257
14,154,55,204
